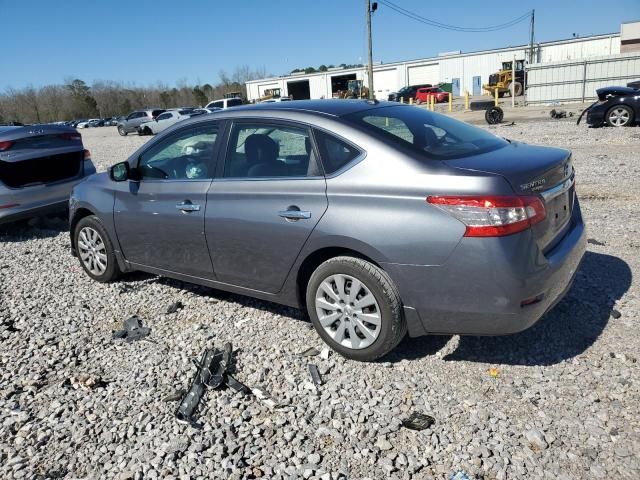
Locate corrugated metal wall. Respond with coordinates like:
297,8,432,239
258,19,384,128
526,52,640,104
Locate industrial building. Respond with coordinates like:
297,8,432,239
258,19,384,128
246,21,639,103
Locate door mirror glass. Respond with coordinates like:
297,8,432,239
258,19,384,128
110,162,130,182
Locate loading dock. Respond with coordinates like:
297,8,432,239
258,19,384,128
287,80,311,100
331,73,357,97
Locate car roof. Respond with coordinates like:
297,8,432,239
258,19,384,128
223,99,392,117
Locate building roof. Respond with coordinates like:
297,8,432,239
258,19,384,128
246,31,620,85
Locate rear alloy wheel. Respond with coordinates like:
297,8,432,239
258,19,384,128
306,256,406,361
606,105,633,127
118,126,127,136
75,215,121,282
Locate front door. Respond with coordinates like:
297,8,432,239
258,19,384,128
472,76,481,96
113,122,221,278
452,78,460,96
206,120,328,293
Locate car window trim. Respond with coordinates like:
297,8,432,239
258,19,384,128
310,126,366,179
215,118,324,181
133,120,222,181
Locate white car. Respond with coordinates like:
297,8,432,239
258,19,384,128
76,119,100,129
204,97,243,109
137,110,193,135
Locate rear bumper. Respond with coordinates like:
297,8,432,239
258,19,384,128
0,171,92,225
384,203,586,337
586,106,606,126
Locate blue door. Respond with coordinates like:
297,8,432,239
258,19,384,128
452,78,460,96
473,76,482,96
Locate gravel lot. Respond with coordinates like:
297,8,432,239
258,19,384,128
1,119,639,480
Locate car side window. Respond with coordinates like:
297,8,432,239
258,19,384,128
138,124,218,180
223,123,318,178
314,130,361,175
156,113,172,121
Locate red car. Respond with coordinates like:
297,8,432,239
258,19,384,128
416,87,450,104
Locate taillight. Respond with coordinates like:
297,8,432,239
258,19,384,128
427,195,546,237
0,140,14,151
83,149,91,159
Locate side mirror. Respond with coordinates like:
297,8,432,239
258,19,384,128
110,161,130,182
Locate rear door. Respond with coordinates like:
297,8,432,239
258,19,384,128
113,121,221,278
205,120,328,293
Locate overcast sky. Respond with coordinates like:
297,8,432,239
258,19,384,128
2,0,635,89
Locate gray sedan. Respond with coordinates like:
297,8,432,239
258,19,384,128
69,100,585,361
0,125,95,225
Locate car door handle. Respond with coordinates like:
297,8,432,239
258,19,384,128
176,201,201,212
278,209,311,220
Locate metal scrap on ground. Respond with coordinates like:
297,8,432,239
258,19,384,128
111,315,151,342
401,411,435,431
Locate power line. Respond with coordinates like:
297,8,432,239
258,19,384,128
378,0,532,32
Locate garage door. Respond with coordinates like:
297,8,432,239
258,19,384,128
372,69,398,98
407,63,440,86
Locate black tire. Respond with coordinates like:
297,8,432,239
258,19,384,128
485,106,504,125
117,126,127,136
511,81,523,97
605,105,634,127
306,256,407,362
74,215,121,283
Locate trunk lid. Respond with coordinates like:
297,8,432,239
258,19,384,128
446,141,574,251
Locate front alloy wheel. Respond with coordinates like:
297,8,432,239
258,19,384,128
74,215,121,282
606,106,632,127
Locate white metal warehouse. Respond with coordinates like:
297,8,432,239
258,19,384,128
245,31,624,102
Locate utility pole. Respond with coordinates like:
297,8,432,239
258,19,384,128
529,9,535,64
366,0,374,99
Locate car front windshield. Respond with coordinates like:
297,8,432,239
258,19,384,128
344,105,508,160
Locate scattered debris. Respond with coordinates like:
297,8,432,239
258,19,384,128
611,309,622,319
319,348,330,360
162,389,185,402
588,238,606,246
252,386,284,409
175,343,233,426
308,363,323,385
298,347,320,357
259,367,270,383
550,109,567,119
166,301,184,314
488,367,500,378
112,315,151,342
226,375,251,395
401,411,435,431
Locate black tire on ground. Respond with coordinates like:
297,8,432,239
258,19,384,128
485,106,504,125
605,105,634,127
117,126,127,136
305,256,407,362
74,215,122,283
469,100,496,111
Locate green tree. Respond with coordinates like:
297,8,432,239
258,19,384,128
318,65,328,72
192,86,208,106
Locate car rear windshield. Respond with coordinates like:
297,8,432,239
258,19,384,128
344,105,508,160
